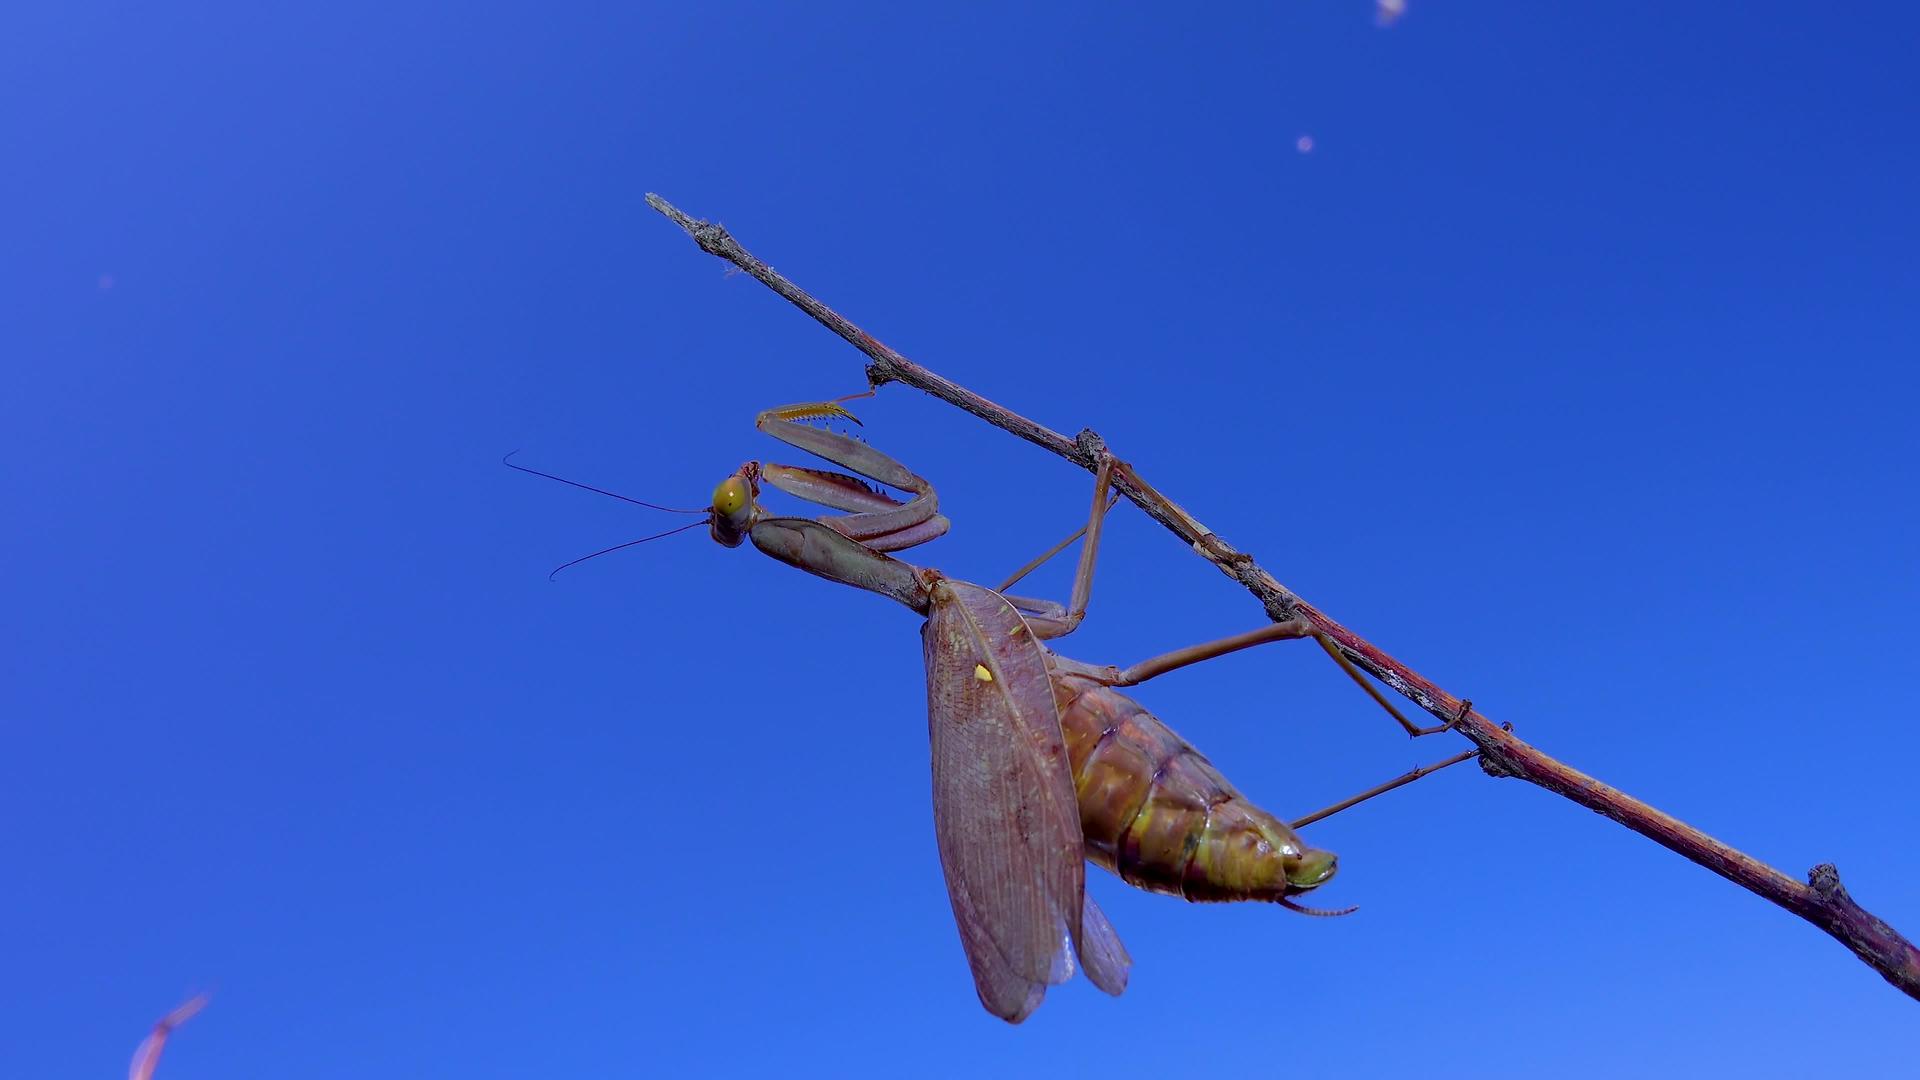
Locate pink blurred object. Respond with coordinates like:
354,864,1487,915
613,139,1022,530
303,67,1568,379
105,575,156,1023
128,994,209,1080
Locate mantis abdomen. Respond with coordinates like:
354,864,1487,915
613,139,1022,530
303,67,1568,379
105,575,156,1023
1054,674,1333,903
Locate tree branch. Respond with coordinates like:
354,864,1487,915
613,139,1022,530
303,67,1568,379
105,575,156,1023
645,193,1920,1002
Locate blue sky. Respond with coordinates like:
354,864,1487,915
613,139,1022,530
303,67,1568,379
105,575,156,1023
4,2,1917,1076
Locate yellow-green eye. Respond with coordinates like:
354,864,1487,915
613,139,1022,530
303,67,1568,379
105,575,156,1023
713,476,751,517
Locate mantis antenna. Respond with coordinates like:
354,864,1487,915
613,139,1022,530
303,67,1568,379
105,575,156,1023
502,451,708,514
544,520,711,581
502,451,715,578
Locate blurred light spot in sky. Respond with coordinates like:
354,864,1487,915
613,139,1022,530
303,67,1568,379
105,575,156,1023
1378,0,1407,28
1296,135,1315,153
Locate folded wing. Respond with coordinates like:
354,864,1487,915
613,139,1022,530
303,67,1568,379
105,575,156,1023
923,579,1129,1022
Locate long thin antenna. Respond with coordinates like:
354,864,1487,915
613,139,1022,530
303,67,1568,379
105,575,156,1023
548,519,709,580
503,451,706,514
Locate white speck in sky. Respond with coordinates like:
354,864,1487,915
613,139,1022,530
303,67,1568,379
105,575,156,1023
1296,135,1315,154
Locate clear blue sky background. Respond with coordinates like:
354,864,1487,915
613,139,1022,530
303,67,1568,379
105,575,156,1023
4,3,1916,1076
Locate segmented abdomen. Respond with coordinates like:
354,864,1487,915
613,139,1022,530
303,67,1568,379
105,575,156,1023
1053,673,1318,903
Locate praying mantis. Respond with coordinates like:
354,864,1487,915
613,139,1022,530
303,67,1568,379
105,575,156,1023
514,395,1474,1022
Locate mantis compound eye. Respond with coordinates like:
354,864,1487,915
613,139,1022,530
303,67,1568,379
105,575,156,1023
712,475,752,518
710,474,757,548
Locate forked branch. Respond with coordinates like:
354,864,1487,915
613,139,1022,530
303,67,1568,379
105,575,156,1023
646,193,1920,1002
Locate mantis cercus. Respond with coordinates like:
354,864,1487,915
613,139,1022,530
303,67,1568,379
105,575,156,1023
514,396,1475,1022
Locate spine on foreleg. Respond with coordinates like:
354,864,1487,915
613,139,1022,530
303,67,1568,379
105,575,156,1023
1053,675,1315,903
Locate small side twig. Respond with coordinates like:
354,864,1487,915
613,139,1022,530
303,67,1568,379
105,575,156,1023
645,193,1920,1003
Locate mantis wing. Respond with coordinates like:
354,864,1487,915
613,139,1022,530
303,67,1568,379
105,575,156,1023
923,579,1129,1022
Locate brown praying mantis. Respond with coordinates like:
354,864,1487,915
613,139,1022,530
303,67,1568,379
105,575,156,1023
514,395,1477,1023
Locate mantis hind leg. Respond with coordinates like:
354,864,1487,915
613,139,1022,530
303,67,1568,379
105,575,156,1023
978,441,1457,739
1287,746,1481,831
1313,635,1464,738
987,465,1458,740
1076,623,1462,741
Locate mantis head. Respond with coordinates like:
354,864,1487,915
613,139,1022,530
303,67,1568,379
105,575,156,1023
709,463,762,548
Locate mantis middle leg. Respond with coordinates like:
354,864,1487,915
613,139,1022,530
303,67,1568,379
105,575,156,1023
1096,623,1461,738
995,454,1117,642
1004,475,1458,739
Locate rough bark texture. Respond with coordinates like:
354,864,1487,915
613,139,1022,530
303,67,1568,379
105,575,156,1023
646,193,1920,1002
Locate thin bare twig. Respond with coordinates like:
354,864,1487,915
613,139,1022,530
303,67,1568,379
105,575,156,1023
646,193,1920,1002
